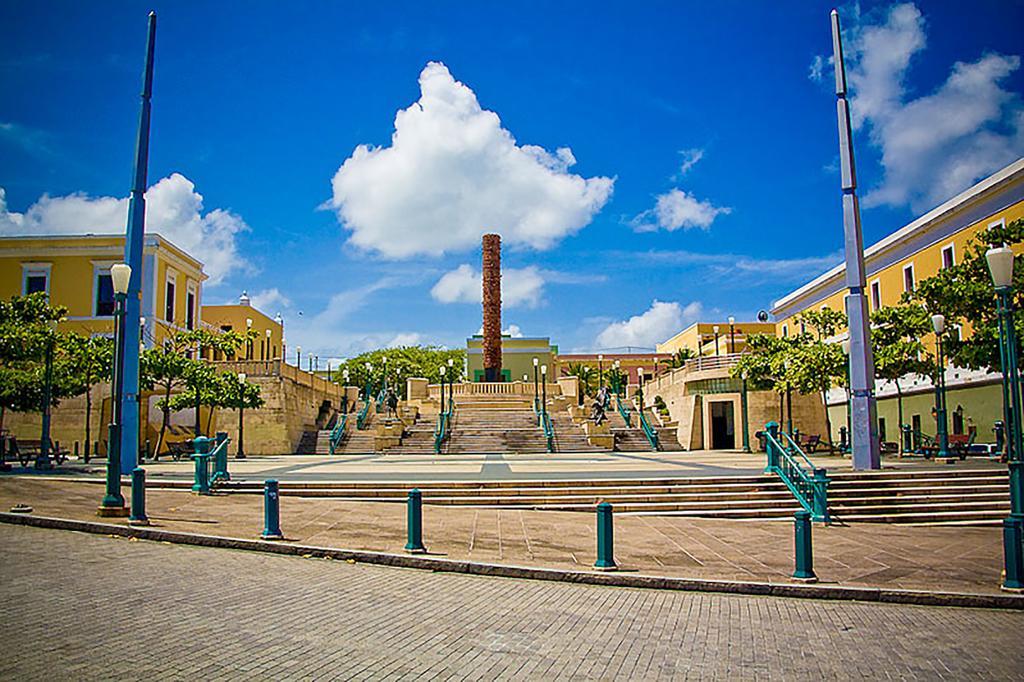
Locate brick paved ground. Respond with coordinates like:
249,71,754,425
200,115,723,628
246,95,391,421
0,478,1006,595
1,524,1021,680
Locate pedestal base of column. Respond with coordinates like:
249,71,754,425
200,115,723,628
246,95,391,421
97,505,129,517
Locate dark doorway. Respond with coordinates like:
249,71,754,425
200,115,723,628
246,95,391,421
710,401,735,449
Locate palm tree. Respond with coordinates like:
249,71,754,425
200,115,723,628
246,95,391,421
660,348,696,373
564,362,598,398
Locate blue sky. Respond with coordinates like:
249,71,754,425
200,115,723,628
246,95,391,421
2,1,1023,359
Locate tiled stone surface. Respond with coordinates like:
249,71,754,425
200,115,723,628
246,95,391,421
0,478,1006,594
1,524,1022,680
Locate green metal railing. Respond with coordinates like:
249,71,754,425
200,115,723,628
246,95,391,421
635,403,660,450
615,395,632,427
328,414,348,455
764,422,829,522
541,410,555,453
208,435,231,484
434,404,454,454
356,399,372,430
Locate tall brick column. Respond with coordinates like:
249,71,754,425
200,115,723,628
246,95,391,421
482,233,502,382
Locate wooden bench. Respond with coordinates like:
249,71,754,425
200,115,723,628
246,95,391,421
8,437,69,467
798,434,822,453
165,440,194,461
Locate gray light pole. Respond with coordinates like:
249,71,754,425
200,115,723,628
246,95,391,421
831,9,880,470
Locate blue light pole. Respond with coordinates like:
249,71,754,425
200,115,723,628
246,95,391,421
99,263,132,516
119,12,157,475
987,247,1024,591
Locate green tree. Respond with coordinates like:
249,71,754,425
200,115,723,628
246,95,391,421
60,333,114,461
730,333,801,426
871,303,934,449
660,348,696,372
564,362,597,398
0,294,68,437
335,346,466,398
793,308,849,450
913,218,1024,371
169,370,264,437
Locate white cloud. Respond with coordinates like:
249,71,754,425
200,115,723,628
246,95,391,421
329,62,614,258
430,263,546,308
677,148,705,176
631,189,731,232
475,323,524,338
387,332,423,348
249,288,291,312
808,55,828,83
595,300,703,350
0,174,249,284
833,3,1024,211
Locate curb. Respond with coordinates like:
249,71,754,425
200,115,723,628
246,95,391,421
3,512,1022,610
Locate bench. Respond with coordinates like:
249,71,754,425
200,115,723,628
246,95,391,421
8,437,69,467
165,440,194,461
798,434,822,453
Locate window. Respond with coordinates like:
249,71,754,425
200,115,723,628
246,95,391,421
870,280,881,311
941,245,955,270
902,264,915,294
988,218,1005,231
22,264,50,296
95,272,115,316
781,324,788,338
164,274,176,323
185,285,196,330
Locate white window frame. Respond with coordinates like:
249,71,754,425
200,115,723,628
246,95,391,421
941,244,956,270
988,218,1006,231
164,269,177,323
869,279,881,312
92,264,114,317
21,262,52,296
185,280,197,330
902,263,915,294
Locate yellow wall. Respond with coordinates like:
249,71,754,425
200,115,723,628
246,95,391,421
657,321,776,355
0,234,206,347
201,303,284,361
775,199,1024,351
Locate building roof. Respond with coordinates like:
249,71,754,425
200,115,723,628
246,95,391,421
0,232,207,276
771,157,1024,315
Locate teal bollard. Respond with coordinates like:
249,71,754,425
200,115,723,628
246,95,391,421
128,467,149,526
594,501,616,571
261,479,283,540
404,488,426,553
211,431,229,483
191,436,212,494
1002,517,1024,592
811,468,830,523
792,510,817,583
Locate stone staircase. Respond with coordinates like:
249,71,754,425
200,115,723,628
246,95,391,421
446,396,550,454
183,467,1011,525
296,402,377,455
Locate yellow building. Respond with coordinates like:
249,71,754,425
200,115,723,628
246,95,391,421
771,157,1024,444
201,291,284,362
657,321,777,357
466,336,556,382
0,233,206,346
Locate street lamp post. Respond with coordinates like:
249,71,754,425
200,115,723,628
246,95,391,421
36,319,56,470
728,316,736,354
364,362,373,402
532,357,539,413
841,339,852,453
740,371,751,453
382,356,388,394
296,346,301,368
447,358,455,409
236,373,247,459
264,328,271,361
986,246,1024,591
541,364,548,418
439,366,446,416
245,318,253,360
784,358,793,436
931,314,951,459
342,369,350,413
598,354,604,389
713,325,720,356
99,263,131,515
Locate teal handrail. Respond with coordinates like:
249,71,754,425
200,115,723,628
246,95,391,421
635,403,660,450
541,410,555,452
356,399,371,429
208,435,231,485
329,414,348,455
375,386,387,410
433,409,452,454
615,395,632,427
764,421,829,522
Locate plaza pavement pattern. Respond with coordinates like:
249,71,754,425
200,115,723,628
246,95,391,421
120,450,1008,482
1,524,1021,680
0,477,1007,595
